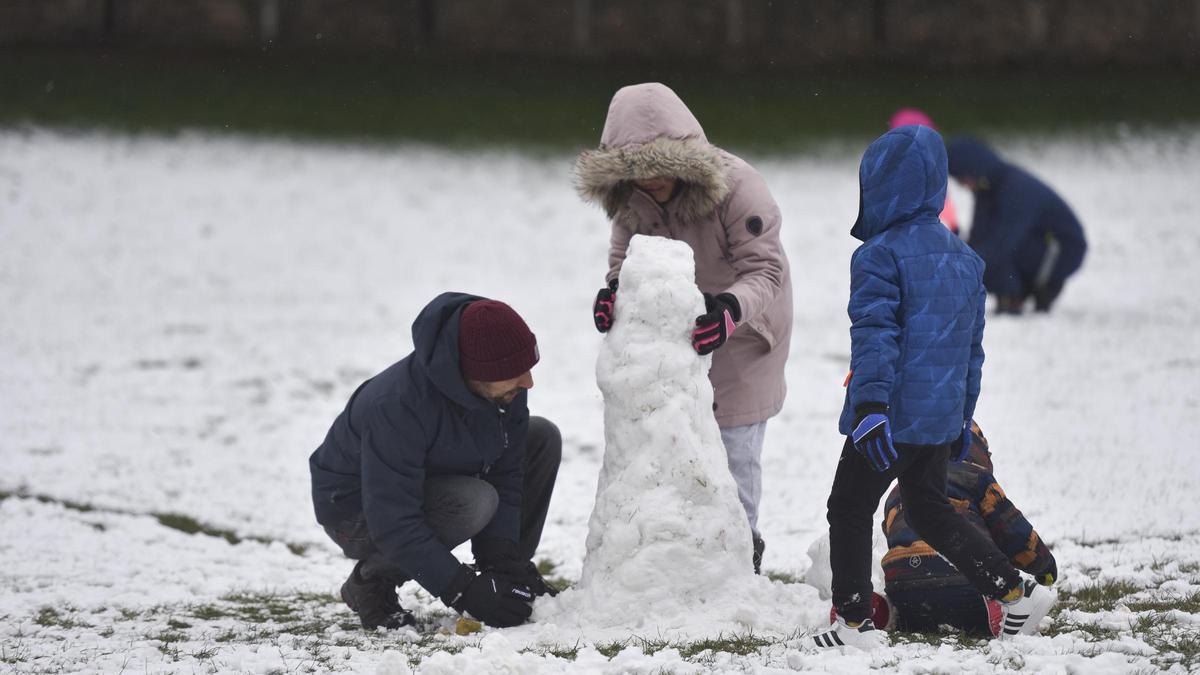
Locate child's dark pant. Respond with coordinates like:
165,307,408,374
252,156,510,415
827,438,1020,623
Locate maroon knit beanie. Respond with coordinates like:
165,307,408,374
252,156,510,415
458,300,539,382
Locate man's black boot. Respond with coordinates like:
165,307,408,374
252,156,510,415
753,536,766,575
340,561,415,630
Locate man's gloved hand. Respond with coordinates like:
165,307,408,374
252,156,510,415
483,559,559,597
1037,554,1058,587
692,292,741,355
949,420,973,462
440,564,534,628
473,538,558,597
851,407,898,472
593,279,618,333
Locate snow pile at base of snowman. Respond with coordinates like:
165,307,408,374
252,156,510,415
535,234,822,636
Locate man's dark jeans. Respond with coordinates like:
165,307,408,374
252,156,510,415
827,438,1020,623
323,416,562,583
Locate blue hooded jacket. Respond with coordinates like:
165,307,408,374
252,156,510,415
948,137,1087,297
308,292,529,597
838,126,987,445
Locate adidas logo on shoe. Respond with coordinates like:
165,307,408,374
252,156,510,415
810,616,887,651
1000,579,1056,639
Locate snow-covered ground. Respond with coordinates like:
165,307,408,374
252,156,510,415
1,127,1198,673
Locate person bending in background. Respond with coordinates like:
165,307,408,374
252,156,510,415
948,137,1088,314
309,294,561,630
575,82,793,575
880,421,1057,638
888,108,960,235
811,125,1055,652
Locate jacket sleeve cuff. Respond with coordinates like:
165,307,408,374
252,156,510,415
438,563,477,608
854,402,889,419
716,292,743,322
471,536,520,566
412,548,466,600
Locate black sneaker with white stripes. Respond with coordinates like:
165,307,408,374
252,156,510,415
999,579,1057,639
810,615,887,651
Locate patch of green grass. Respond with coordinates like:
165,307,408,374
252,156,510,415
3,49,1200,154
190,604,229,621
540,641,582,660
154,512,242,545
590,632,778,662
33,607,90,630
1128,611,1200,669
535,558,573,594
595,640,627,659
1042,620,1122,641
150,629,187,644
1059,580,1145,612
0,489,96,514
0,488,313,556
765,570,801,584
190,644,219,660
677,632,774,658
1126,592,1200,614
892,630,990,649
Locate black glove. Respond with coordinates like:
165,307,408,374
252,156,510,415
593,279,618,333
440,564,534,628
482,558,559,597
692,292,741,355
1037,554,1058,587
473,538,558,597
1033,282,1062,313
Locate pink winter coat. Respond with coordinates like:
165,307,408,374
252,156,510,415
574,83,793,428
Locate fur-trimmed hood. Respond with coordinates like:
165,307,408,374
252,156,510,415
574,83,731,221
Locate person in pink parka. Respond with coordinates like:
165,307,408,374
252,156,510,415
889,108,960,235
575,82,793,574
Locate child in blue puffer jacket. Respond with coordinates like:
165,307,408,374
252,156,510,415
810,126,1056,652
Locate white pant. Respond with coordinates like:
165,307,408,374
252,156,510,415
721,421,767,538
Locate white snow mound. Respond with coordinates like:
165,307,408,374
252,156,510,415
535,234,821,636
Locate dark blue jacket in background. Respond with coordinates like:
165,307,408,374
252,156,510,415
309,292,528,597
948,137,1087,298
839,126,987,445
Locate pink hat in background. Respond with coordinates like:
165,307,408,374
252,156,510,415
888,108,936,130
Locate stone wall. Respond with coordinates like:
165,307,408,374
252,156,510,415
1,0,1197,67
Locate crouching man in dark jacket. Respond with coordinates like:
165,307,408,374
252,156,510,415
309,292,561,630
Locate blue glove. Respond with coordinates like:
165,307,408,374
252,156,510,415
851,413,897,472
950,420,972,462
